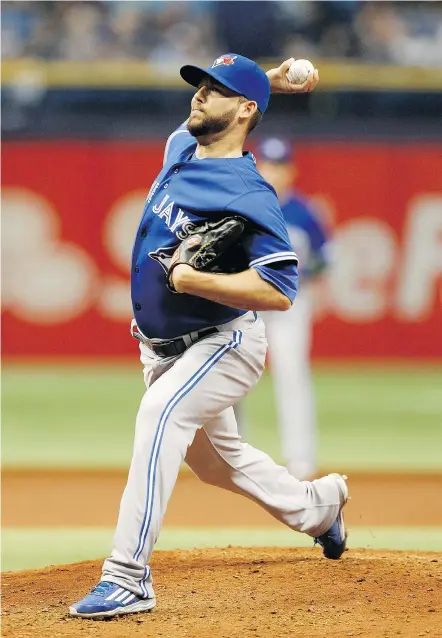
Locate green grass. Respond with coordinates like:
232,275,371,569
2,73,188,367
3,527,442,572
247,365,442,471
2,363,442,470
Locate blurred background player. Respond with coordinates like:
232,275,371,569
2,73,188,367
256,137,330,480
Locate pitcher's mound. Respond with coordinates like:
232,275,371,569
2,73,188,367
2,547,441,637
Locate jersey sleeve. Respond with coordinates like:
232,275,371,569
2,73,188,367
227,189,299,303
242,227,299,303
163,122,195,167
254,261,299,303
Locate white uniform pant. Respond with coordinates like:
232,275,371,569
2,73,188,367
261,289,316,477
102,312,341,597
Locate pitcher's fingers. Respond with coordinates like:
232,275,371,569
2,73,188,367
306,69,319,91
280,58,295,75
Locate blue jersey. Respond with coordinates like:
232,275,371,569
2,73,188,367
281,192,329,281
131,125,299,339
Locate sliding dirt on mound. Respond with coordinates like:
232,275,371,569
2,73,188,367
3,548,441,638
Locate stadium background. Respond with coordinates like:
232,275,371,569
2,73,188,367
2,0,442,611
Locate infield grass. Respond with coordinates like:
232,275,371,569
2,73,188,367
3,527,442,572
2,363,442,470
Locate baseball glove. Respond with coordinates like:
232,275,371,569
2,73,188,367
167,216,247,292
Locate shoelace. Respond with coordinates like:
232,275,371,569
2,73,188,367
91,582,116,597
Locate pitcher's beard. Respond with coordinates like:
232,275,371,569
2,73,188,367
187,108,236,138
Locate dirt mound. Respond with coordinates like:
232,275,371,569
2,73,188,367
2,548,442,637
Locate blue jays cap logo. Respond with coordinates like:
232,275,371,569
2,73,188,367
212,55,237,69
180,52,270,113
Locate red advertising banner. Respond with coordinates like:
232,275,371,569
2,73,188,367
2,141,442,358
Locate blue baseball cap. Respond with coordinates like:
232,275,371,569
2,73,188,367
180,53,270,114
257,137,293,163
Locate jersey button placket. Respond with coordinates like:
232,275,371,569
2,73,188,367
135,303,141,311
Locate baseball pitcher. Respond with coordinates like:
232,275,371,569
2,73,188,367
70,54,348,620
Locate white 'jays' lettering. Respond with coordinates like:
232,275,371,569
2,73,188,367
152,195,169,213
158,202,174,226
152,196,193,238
170,209,191,234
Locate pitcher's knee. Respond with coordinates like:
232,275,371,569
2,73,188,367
191,463,222,486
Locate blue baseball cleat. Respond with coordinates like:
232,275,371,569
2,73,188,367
69,581,156,619
314,474,349,560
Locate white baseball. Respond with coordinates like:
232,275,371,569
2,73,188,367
286,59,315,85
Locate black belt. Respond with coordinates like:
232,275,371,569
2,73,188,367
131,323,218,358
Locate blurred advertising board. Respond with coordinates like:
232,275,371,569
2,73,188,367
2,141,441,358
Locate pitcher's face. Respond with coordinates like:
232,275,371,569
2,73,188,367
187,78,245,137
